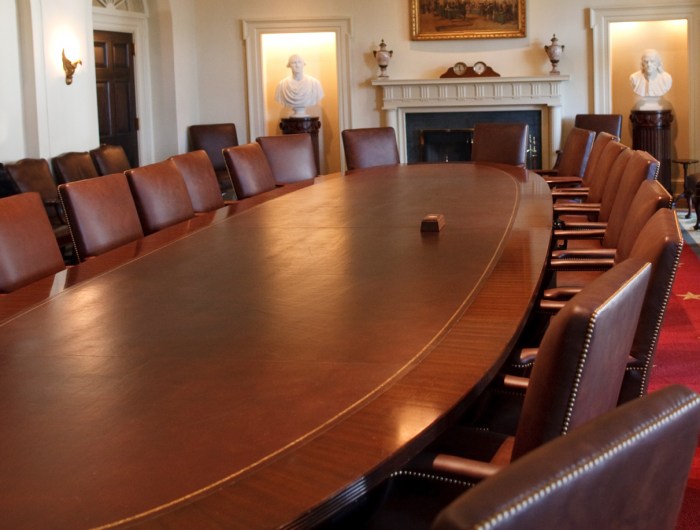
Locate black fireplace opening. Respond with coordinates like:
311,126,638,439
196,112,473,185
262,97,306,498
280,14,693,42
406,110,542,169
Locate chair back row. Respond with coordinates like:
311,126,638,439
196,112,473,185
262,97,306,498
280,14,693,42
433,385,700,530
0,192,66,293
222,134,318,199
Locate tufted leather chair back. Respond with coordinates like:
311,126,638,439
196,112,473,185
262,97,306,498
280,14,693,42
585,140,629,204
256,133,318,184
574,113,623,138
4,158,72,252
52,152,99,184
0,192,66,292
6,158,58,205
58,172,143,261
605,179,671,255
471,122,529,167
579,131,617,186
170,150,226,212
556,127,595,177
341,127,400,171
597,148,635,222
187,123,238,193
125,160,194,234
602,149,659,233
222,143,276,199
89,144,132,176
434,385,700,530
512,258,651,460
0,163,20,198
617,208,683,403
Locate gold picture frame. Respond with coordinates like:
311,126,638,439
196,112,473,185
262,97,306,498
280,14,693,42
410,0,526,40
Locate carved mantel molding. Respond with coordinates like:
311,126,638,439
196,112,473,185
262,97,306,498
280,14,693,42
372,75,570,166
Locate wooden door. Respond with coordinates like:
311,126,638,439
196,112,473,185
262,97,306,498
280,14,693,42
94,30,139,167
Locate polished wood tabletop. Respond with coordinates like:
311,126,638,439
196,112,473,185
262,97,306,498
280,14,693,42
0,163,552,529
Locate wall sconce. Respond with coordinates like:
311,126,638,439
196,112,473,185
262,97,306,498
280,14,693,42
62,48,82,85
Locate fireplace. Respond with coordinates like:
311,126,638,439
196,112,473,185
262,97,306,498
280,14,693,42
409,110,542,168
372,75,569,168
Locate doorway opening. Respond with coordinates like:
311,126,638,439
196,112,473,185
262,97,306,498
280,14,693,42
94,30,139,166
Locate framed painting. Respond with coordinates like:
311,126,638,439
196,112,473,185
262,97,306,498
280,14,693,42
410,0,526,40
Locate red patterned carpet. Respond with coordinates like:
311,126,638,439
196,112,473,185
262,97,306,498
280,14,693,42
647,222,700,528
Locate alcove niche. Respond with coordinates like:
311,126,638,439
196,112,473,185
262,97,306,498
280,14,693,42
242,18,352,174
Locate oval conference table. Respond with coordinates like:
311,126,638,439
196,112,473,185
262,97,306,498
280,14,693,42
0,163,552,529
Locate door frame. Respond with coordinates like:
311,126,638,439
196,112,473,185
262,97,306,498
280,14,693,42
93,8,154,165
242,17,353,171
589,3,700,164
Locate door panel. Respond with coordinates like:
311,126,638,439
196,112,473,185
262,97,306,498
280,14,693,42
94,30,139,167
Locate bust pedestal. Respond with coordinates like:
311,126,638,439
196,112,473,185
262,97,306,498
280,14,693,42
630,109,674,192
280,117,321,175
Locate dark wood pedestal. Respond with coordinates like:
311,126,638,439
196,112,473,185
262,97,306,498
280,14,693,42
630,109,674,193
280,117,321,175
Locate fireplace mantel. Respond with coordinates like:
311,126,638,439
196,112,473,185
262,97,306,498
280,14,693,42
372,75,570,166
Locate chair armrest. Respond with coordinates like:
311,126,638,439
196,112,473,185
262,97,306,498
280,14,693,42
545,176,584,188
504,349,539,372
551,248,616,260
534,169,559,176
558,221,607,231
503,374,530,390
431,454,503,481
552,189,589,199
552,186,590,194
538,299,568,313
547,257,615,272
541,286,583,300
553,228,606,241
553,203,601,214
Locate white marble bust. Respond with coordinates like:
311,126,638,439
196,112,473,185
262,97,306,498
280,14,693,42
629,49,672,98
274,54,324,117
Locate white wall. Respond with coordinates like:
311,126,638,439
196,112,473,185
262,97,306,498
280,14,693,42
2,0,698,173
0,0,26,161
21,0,100,159
176,0,698,171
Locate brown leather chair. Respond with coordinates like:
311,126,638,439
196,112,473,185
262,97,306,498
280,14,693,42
58,172,144,261
470,122,529,167
550,139,629,209
0,162,20,198
497,189,678,414
412,259,650,476
125,160,195,234
170,150,230,213
89,144,132,175
187,123,238,194
551,178,670,262
341,127,400,171
4,158,72,252
536,127,595,177
326,259,652,529
222,143,277,199
256,133,318,184
543,208,683,405
0,192,66,293
51,151,99,184
545,131,619,189
431,385,700,530
554,148,657,227
574,113,623,138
